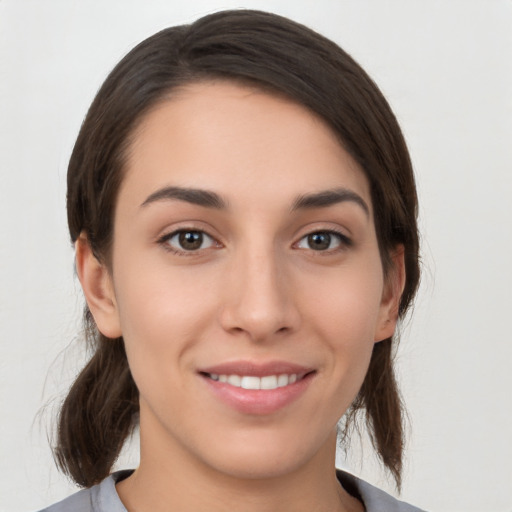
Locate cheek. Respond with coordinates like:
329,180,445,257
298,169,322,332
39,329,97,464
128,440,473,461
303,260,384,342
114,247,215,330
301,261,384,391
111,262,216,383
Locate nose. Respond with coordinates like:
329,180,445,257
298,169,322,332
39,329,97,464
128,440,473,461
219,246,300,342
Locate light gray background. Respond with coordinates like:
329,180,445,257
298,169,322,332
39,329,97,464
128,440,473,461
1,1,511,511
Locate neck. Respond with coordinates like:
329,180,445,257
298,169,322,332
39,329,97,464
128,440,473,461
116,410,363,512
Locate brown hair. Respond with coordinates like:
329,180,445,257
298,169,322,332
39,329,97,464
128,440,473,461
56,9,420,490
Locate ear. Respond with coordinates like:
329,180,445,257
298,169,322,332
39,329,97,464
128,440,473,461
75,233,122,339
374,245,406,343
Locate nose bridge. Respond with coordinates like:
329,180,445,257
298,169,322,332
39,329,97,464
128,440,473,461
220,237,298,340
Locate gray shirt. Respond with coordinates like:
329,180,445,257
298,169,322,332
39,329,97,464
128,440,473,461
38,469,426,512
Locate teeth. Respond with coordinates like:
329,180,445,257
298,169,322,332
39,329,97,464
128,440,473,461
227,375,241,387
277,374,288,387
241,376,260,390
260,375,277,389
208,373,300,390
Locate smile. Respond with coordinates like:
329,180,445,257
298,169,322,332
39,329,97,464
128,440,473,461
206,373,302,390
199,363,315,415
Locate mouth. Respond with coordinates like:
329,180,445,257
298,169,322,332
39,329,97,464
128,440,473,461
201,372,308,390
198,361,316,415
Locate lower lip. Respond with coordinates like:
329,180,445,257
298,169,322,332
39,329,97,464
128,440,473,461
201,373,315,415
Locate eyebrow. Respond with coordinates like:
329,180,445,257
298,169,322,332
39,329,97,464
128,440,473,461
291,188,369,216
140,185,369,216
141,186,227,209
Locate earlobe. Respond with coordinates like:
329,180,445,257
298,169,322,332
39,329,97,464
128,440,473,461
374,245,406,343
75,233,122,339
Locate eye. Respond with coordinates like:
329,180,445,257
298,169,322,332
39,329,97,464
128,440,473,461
296,230,350,251
161,229,217,252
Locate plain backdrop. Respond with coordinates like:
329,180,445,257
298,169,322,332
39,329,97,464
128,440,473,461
1,1,511,511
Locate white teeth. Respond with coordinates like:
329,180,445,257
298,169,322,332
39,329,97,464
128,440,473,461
208,373,300,390
227,375,241,386
277,374,289,387
240,376,261,390
260,375,277,389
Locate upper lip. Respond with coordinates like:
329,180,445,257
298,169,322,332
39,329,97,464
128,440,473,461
199,360,314,377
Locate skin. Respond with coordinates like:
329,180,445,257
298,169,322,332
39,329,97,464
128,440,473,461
77,82,404,512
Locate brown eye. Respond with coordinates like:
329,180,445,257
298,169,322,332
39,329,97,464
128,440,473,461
165,230,215,252
179,231,203,250
296,230,349,252
307,232,332,250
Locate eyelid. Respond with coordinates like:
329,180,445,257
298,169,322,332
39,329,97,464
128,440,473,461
157,227,222,255
293,228,353,252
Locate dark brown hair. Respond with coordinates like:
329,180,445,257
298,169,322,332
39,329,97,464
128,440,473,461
56,9,420,490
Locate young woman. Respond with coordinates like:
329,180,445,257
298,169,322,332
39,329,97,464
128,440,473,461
41,9,423,512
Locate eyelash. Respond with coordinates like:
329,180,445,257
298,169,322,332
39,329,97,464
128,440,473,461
157,228,352,256
157,229,220,256
295,229,352,253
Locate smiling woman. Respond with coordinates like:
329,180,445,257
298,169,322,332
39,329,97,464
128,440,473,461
40,9,423,512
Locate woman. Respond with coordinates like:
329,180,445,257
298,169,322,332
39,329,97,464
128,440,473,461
41,9,423,512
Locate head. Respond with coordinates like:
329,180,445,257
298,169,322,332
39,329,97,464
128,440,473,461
58,9,419,489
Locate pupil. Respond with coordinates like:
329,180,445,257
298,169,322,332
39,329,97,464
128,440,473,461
308,232,330,250
179,231,202,250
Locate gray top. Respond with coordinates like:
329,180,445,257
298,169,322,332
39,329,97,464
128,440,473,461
38,469,426,512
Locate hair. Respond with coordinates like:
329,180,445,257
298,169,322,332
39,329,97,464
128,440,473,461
56,9,420,490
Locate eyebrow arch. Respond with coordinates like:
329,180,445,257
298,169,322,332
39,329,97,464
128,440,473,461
291,188,369,216
141,186,227,209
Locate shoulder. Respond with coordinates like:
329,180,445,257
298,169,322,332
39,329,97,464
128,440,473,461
37,487,94,512
36,471,133,512
337,470,427,512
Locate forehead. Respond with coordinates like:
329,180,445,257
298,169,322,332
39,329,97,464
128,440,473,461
121,81,372,212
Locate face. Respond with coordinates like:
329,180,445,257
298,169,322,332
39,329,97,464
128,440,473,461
82,81,402,480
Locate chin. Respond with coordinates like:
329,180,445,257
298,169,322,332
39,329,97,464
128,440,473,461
196,426,335,481
210,451,309,481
